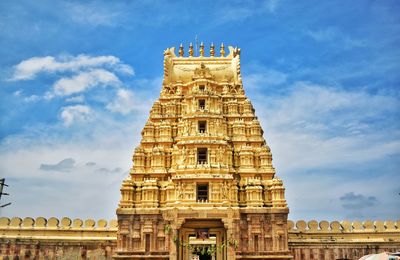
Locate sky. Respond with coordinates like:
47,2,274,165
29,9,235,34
0,0,399,221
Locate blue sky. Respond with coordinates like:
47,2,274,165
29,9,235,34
0,0,399,221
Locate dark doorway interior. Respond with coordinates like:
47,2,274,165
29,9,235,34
192,246,213,260
199,254,211,260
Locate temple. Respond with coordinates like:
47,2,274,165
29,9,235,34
115,43,291,260
0,44,399,260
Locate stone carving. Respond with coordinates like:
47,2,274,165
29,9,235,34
115,45,291,259
1,217,399,233
0,217,399,259
192,63,214,80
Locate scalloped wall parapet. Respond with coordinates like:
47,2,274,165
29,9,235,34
0,217,118,230
1,218,399,259
288,220,400,233
1,217,399,234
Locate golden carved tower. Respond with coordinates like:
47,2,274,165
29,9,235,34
115,44,291,260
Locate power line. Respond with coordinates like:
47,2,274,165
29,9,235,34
0,178,11,208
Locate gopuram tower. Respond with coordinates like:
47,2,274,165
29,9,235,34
115,43,291,260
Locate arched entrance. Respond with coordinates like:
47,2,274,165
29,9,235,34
177,219,226,260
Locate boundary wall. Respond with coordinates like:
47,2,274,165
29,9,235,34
1,217,399,259
288,220,400,260
0,217,116,259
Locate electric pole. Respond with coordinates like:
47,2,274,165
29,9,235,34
0,178,11,208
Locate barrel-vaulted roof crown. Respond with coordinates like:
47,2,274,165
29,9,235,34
163,43,242,85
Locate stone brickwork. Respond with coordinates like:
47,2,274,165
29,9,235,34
288,220,400,260
116,44,290,259
0,217,399,259
0,217,117,259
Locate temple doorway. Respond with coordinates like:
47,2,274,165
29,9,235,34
178,219,226,260
200,255,211,260
193,252,212,260
188,235,216,260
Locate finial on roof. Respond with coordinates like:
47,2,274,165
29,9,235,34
199,42,204,57
210,43,215,57
189,43,194,57
220,43,225,57
178,43,184,57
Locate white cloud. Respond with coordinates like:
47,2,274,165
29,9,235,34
13,90,22,97
96,167,123,174
10,55,136,124
106,88,136,115
0,142,130,219
244,69,287,89
65,2,122,27
306,28,365,49
215,0,281,23
60,105,92,126
23,95,40,103
116,64,134,75
247,80,400,220
248,82,400,174
12,90,40,103
0,103,147,219
306,28,337,42
10,54,133,81
50,69,120,97
285,170,400,220
262,0,280,13
2,65,398,221
65,95,85,103
11,56,56,80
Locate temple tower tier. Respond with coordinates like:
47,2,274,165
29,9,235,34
115,44,292,260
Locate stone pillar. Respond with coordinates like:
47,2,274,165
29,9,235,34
119,179,134,208
222,217,237,260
